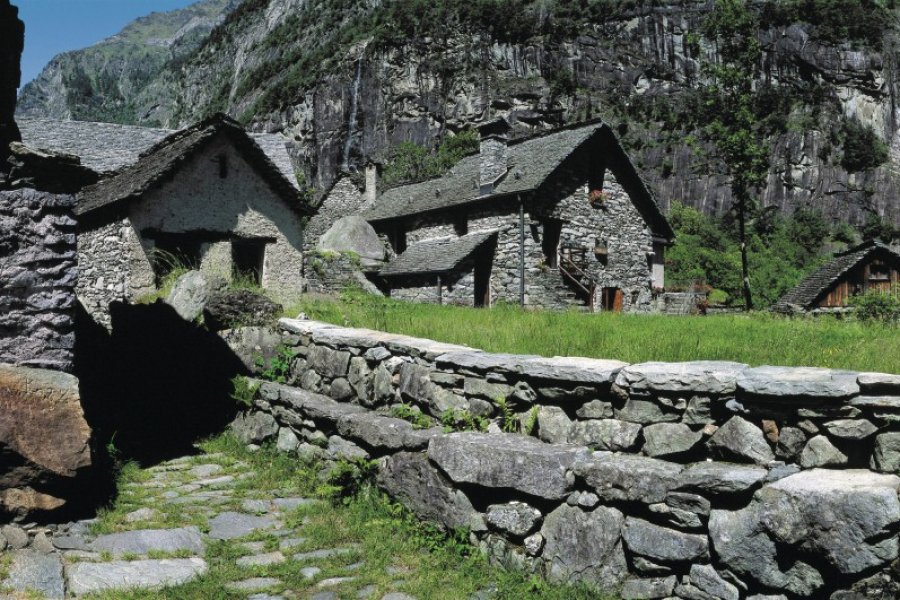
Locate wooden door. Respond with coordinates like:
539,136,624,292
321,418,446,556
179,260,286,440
602,287,623,312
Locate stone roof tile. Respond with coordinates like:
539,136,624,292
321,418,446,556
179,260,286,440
379,231,498,277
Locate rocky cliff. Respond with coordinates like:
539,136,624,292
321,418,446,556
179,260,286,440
15,0,239,127
17,0,900,227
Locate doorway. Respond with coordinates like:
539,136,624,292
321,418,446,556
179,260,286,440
232,240,266,285
542,219,563,268
473,261,491,308
601,287,623,312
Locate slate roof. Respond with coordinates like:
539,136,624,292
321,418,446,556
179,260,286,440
364,120,674,239
772,240,900,311
17,118,299,190
18,118,170,174
379,230,498,277
77,113,307,218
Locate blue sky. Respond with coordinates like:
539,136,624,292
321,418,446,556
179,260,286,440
16,0,197,87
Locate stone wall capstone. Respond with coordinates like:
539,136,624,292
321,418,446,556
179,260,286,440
234,317,900,599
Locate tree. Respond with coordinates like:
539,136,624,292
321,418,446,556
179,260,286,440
701,0,770,310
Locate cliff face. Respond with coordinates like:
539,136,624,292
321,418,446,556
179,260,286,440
15,0,239,126
17,0,900,227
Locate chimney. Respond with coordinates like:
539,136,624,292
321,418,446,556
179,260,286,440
364,160,380,206
478,117,511,195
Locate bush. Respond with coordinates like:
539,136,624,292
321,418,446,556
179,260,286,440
849,286,900,323
839,119,889,172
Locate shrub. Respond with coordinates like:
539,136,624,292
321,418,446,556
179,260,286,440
255,345,297,383
839,119,889,172
230,375,260,408
849,286,900,324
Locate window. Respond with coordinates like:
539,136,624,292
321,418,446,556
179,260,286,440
869,262,890,281
232,240,266,285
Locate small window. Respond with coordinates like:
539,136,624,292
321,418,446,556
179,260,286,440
217,154,228,179
232,240,266,285
870,263,890,281
388,226,407,254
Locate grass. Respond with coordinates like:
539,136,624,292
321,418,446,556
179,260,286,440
82,435,612,599
283,290,900,373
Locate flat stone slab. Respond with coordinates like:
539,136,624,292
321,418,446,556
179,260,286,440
4,550,65,599
573,453,683,504
90,527,205,556
260,383,366,423
237,552,286,567
428,432,587,500
226,577,282,592
208,512,277,540
677,462,768,495
293,548,354,561
616,361,747,395
65,558,208,595
858,372,900,393
436,352,625,384
737,366,860,400
337,413,441,452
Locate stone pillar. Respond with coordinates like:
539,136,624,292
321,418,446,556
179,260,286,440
0,0,24,171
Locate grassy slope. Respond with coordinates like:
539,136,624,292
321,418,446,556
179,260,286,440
285,293,900,373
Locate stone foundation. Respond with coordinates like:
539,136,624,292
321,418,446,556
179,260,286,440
233,318,900,599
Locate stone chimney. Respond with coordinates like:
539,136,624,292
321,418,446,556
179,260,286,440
478,117,511,195
0,0,24,177
364,160,380,205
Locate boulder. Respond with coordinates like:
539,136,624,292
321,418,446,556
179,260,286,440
615,361,747,395
218,327,281,373
262,383,365,424
711,469,900,594
857,372,900,393
799,435,848,468
230,411,278,445
275,427,300,453
707,416,774,464
737,366,860,400
0,364,91,516
620,576,677,600
775,427,807,461
317,216,385,267
536,406,572,444
622,517,708,563
871,432,900,473
615,399,679,424
165,270,224,322
822,418,878,440
569,419,641,451
203,289,282,332
399,362,468,415
485,502,542,537
642,423,702,457
376,452,485,532
687,564,739,600
573,453,682,504
427,432,586,500
336,413,440,452
540,504,627,590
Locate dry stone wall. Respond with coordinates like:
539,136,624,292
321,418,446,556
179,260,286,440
0,189,78,371
237,317,900,599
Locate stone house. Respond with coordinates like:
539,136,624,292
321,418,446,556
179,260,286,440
772,240,900,313
23,114,308,324
313,119,674,312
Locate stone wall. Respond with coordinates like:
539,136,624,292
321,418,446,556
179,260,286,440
237,317,900,600
0,189,78,371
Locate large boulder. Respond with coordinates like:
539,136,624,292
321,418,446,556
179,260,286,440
317,216,385,267
710,469,900,595
165,271,225,322
540,504,628,590
376,451,485,532
203,289,282,332
0,364,91,516
573,453,682,504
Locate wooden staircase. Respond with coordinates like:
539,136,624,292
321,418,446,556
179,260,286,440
558,246,597,311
